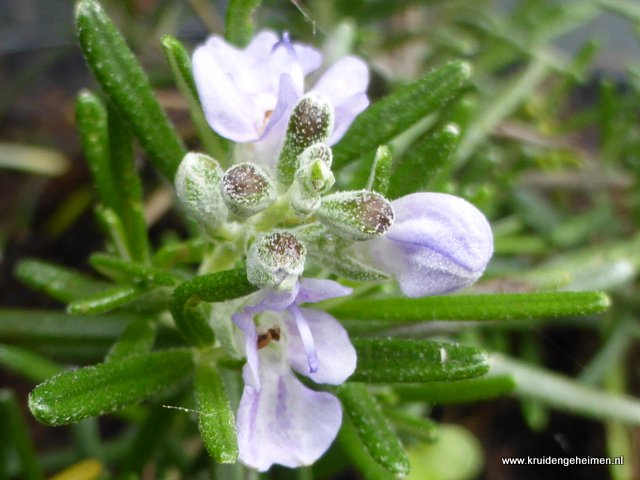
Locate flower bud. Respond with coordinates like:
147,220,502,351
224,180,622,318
174,152,226,231
358,192,493,297
220,163,276,217
316,190,394,241
297,143,334,194
246,231,307,290
277,93,334,186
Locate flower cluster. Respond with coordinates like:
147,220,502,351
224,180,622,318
175,31,494,471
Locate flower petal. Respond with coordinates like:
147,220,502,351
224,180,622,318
246,283,300,313
311,56,369,144
368,192,493,297
286,308,357,385
330,92,369,144
237,348,342,471
296,278,353,304
252,73,301,166
232,311,260,390
193,42,259,141
288,305,319,373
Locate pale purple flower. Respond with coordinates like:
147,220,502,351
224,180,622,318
193,31,369,164
232,278,356,471
360,192,493,297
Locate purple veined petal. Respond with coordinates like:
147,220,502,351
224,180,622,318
367,192,493,297
192,44,260,142
296,278,353,304
329,92,370,144
232,311,261,390
286,308,357,385
288,305,319,373
237,348,342,471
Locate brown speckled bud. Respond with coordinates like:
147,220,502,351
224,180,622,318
316,190,394,241
246,231,307,290
221,163,276,217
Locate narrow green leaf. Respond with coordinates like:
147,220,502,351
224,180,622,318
76,90,121,214
75,0,186,180
161,35,229,162
29,349,193,426
90,253,181,287
195,359,238,463
107,106,150,264
0,390,43,480
387,123,459,199
382,408,438,443
15,259,110,303
394,374,516,404
0,344,63,382
67,285,143,315
338,421,396,480
0,309,130,346
106,316,156,361
491,353,640,425
225,0,262,47
152,238,207,268
352,338,489,383
337,383,409,475
95,205,133,260
330,291,611,323
169,269,257,347
333,61,470,169
366,145,392,195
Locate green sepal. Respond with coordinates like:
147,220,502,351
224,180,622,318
169,269,257,347
337,383,410,475
277,94,333,187
225,0,262,47
330,291,611,323
75,0,186,180
195,358,239,463
332,61,470,170
387,123,459,199
351,338,490,383
366,145,392,195
161,35,229,161
28,349,193,426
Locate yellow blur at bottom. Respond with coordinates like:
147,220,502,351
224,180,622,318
49,459,103,480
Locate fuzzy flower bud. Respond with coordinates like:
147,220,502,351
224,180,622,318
246,231,307,290
174,152,226,232
221,163,277,218
359,192,493,297
277,93,334,186
297,143,334,193
316,190,394,241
